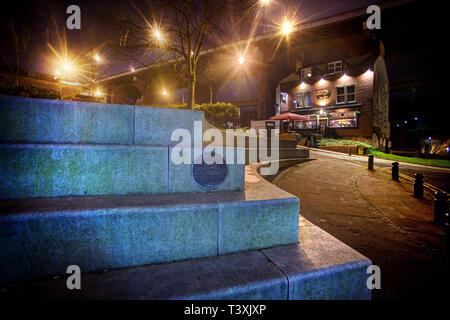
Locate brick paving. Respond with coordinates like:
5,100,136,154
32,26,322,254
273,154,450,299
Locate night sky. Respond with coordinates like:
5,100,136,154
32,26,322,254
1,0,384,76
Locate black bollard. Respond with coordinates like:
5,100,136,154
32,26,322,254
434,192,448,225
368,155,374,170
348,146,352,156
392,162,399,181
445,213,450,257
414,173,424,199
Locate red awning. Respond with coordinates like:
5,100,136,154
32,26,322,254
269,112,309,121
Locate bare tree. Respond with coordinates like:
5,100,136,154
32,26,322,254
0,19,36,86
102,0,255,109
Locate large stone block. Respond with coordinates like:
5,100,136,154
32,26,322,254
262,225,371,300
134,106,204,146
218,198,299,255
0,144,168,199
0,203,218,286
0,96,134,145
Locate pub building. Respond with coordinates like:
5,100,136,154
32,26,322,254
275,37,391,151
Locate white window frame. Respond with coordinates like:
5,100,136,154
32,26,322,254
336,84,356,104
327,60,343,73
295,91,311,109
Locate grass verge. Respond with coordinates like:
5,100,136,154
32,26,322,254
318,138,450,168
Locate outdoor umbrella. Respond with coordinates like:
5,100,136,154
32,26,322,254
269,112,309,121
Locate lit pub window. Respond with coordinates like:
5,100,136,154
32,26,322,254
296,91,311,108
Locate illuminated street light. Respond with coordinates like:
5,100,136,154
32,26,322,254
260,0,270,6
162,90,167,96
95,88,102,97
238,56,246,64
281,19,293,36
130,66,135,72
300,82,306,89
319,78,326,86
342,73,349,81
94,54,101,62
153,28,164,43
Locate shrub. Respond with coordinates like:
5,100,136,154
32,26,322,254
0,82,60,100
147,102,240,128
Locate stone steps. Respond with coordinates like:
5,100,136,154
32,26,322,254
0,188,299,286
0,222,371,300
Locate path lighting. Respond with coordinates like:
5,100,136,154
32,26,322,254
238,56,246,64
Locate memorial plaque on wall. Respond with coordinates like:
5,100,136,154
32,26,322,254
192,153,227,189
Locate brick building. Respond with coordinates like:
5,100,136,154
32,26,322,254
276,35,390,150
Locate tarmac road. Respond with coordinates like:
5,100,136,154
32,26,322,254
273,151,450,300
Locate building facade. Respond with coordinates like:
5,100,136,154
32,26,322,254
276,38,390,150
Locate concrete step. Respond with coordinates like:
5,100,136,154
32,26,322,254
0,95,203,146
0,143,245,199
0,222,371,300
0,188,299,286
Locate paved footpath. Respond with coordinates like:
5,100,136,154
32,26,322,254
273,152,450,300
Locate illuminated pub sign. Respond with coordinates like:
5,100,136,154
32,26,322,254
316,89,330,100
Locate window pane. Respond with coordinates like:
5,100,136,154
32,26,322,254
337,87,345,95
347,85,355,93
347,94,356,102
337,96,345,103
328,117,357,128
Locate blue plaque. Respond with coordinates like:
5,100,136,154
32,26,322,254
192,154,227,189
